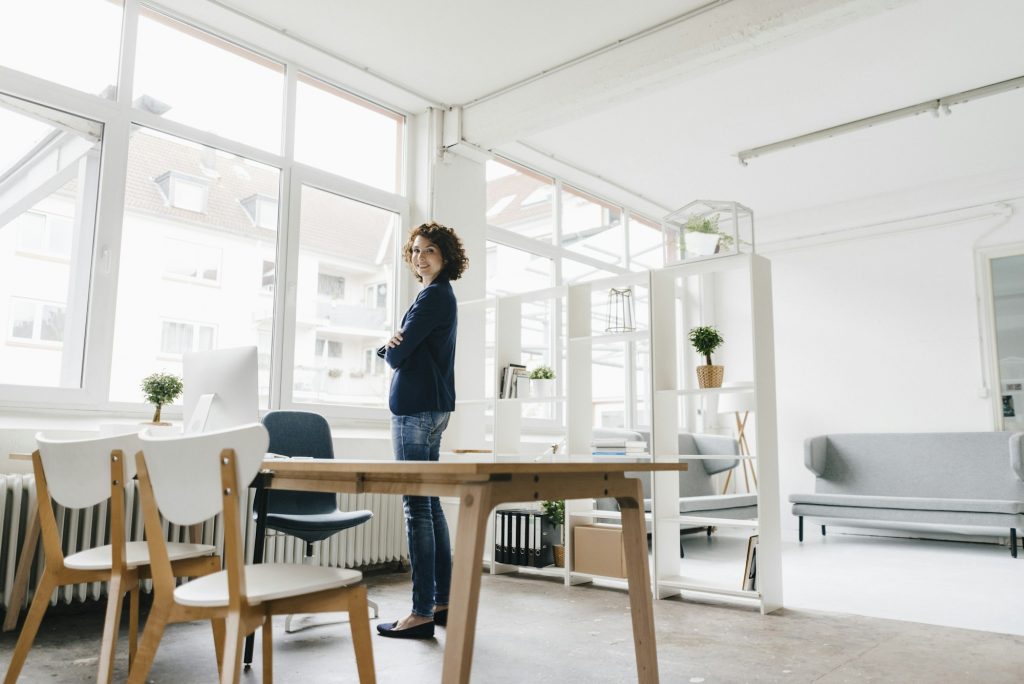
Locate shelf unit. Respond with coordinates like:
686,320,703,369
649,253,781,613
443,255,780,614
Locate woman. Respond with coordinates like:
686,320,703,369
377,221,468,639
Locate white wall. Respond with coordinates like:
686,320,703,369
767,202,1023,529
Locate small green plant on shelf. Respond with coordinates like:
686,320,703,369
688,326,726,388
141,372,183,425
683,213,734,253
541,499,565,541
529,365,555,380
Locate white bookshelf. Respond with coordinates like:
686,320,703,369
649,253,781,614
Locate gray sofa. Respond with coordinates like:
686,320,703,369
596,429,757,521
789,432,1024,556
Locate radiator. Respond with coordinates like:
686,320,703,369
0,474,407,613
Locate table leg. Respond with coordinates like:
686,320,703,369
618,480,660,684
441,484,492,684
3,499,40,632
243,481,269,668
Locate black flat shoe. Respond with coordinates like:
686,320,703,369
376,620,435,639
433,609,448,627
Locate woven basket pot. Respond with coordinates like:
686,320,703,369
553,544,565,568
696,365,724,389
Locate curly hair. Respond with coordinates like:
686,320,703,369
402,222,469,282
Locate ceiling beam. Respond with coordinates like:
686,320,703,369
461,0,914,147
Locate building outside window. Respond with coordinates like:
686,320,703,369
153,171,210,213
9,298,65,343
15,211,73,259
159,320,215,355
164,238,221,283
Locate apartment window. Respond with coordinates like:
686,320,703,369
295,73,404,193
318,272,346,300
153,171,210,213
315,337,343,359
16,211,73,258
241,194,278,229
164,239,221,283
364,348,385,375
365,283,387,309
160,320,215,355
134,7,284,153
9,298,65,343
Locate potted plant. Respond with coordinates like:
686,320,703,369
688,326,725,388
683,213,734,257
529,365,555,398
141,372,184,425
541,499,565,567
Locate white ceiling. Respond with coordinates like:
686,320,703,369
208,0,1024,237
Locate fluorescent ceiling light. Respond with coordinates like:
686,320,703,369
737,74,1024,165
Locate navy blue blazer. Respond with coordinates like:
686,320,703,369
381,278,457,416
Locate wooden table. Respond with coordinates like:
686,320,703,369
257,458,687,684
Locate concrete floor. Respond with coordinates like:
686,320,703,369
3,568,1023,683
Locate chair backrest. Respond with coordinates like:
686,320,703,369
35,430,142,509
138,422,268,526
262,411,338,516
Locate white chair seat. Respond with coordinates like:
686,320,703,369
65,541,216,571
174,563,362,607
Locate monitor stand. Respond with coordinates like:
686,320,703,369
186,393,216,434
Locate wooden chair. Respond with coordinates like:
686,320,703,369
130,422,375,684
3,431,219,684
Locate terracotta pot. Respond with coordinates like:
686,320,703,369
696,365,724,389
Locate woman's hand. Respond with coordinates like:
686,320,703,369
386,330,404,349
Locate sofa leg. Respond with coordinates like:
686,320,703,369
1012,529,1018,559
821,525,827,537
798,516,804,542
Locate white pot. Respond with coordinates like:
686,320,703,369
684,231,720,256
530,379,555,398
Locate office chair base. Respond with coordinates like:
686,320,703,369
283,599,379,633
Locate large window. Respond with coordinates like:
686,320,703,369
292,185,397,407
0,0,122,98
134,8,284,153
108,127,280,405
0,96,101,388
0,3,409,417
295,74,404,193
485,156,661,430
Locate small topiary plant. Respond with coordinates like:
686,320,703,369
688,326,724,366
141,372,183,424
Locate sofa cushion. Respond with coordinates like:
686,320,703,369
790,492,1024,515
790,503,1023,528
679,493,757,513
813,432,1024,501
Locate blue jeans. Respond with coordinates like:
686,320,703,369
391,411,452,618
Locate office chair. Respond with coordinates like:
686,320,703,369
240,410,378,668
132,423,375,684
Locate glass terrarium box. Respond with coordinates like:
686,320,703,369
662,200,754,265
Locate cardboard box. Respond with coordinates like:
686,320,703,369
573,523,627,578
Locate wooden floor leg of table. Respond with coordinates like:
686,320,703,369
3,499,40,632
441,484,492,684
618,483,660,684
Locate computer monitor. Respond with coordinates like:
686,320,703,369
182,346,259,434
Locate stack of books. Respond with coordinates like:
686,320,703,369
590,437,648,457
499,363,529,399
